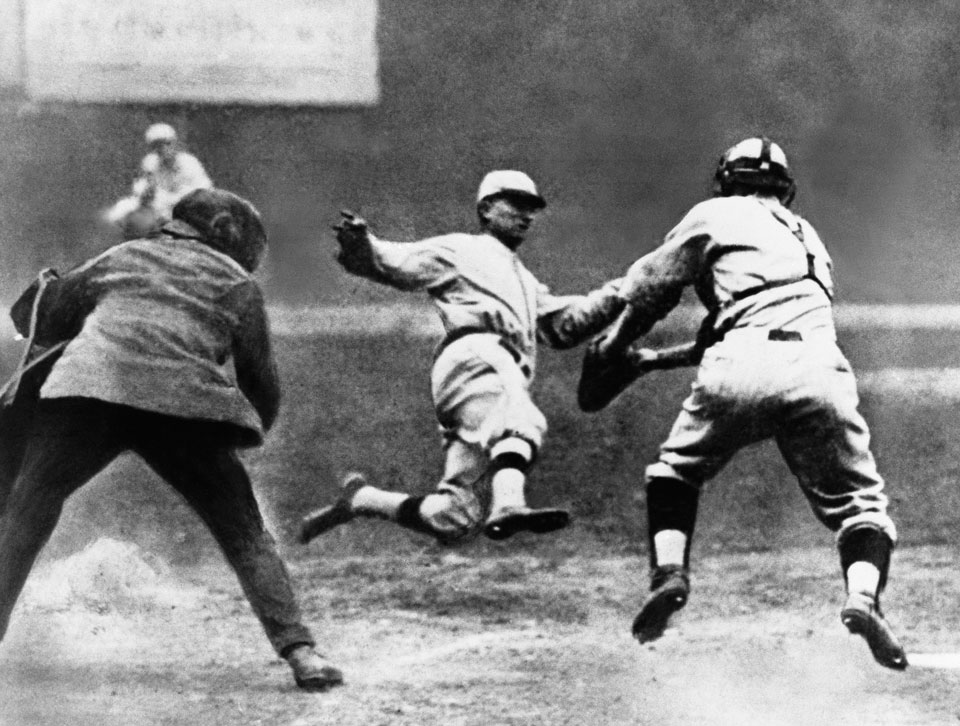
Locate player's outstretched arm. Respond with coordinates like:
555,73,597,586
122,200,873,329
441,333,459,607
536,278,627,350
595,285,684,359
329,210,452,291
628,340,702,370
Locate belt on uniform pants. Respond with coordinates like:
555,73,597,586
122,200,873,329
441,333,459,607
437,327,532,377
497,338,532,377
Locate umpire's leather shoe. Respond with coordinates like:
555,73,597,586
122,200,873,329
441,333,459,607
285,645,344,692
298,473,367,544
632,564,690,643
841,591,908,670
484,506,571,541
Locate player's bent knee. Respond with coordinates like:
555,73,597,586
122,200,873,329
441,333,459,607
836,513,898,548
416,492,484,545
645,461,699,488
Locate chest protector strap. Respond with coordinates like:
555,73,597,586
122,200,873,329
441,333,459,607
695,208,832,352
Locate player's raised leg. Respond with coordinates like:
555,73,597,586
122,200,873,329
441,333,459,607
299,472,397,542
299,470,465,541
777,372,907,670
838,527,907,670
483,435,569,540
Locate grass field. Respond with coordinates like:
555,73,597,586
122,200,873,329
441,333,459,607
2,311,960,724
26,310,960,559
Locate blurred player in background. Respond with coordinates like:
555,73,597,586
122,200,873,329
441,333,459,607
104,122,213,240
300,170,625,546
0,188,342,692
583,137,907,670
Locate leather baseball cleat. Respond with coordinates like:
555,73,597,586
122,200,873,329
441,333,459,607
483,506,571,540
299,472,367,544
632,564,690,643
285,645,344,691
841,591,908,670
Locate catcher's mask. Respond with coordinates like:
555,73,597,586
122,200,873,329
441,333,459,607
713,136,796,206
172,188,267,273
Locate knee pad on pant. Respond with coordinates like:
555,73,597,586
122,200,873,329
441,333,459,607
646,477,701,568
838,525,893,592
398,494,483,545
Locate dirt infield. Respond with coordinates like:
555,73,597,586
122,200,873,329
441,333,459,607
2,540,958,726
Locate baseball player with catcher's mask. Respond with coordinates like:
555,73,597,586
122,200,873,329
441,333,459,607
300,171,624,545
583,138,907,670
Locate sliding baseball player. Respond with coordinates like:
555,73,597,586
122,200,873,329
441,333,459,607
301,170,623,545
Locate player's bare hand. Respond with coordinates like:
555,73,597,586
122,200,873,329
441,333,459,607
331,209,375,275
331,209,368,235
625,345,658,372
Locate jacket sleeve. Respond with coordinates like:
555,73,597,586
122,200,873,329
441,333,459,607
230,281,281,431
10,263,100,346
536,277,627,349
10,269,59,339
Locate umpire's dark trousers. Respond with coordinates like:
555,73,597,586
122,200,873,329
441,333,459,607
0,397,315,655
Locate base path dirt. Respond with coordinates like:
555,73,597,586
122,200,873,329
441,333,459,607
1,541,957,726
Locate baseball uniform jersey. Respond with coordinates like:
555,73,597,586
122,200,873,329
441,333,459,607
359,231,622,540
135,150,213,222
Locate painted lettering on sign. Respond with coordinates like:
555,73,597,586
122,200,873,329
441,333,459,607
21,0,379,105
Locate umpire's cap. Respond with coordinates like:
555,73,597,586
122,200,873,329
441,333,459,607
172,188,267,273
476,170,546,209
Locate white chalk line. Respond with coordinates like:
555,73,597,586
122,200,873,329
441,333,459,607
906,652,960,669
265,303,960,337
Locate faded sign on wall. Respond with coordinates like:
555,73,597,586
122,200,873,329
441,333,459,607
20,0,379,105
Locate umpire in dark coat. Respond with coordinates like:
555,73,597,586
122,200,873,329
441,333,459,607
0,188,342,692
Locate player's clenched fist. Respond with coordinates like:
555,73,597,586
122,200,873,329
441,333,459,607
331,209,375,275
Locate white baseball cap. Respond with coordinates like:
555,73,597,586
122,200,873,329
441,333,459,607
145,122,177,144
476,170,546,208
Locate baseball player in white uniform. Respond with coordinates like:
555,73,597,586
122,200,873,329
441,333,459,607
105,123,213,238
300,170,623,545
590,138,907,669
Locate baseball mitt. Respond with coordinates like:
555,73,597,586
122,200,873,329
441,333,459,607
577,339,702,412
577,337,647,413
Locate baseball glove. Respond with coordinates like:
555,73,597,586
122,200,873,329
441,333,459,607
577,339,699,412
331,209,376,277
577,337,649,413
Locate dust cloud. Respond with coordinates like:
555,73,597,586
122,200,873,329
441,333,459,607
20,537,203,615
